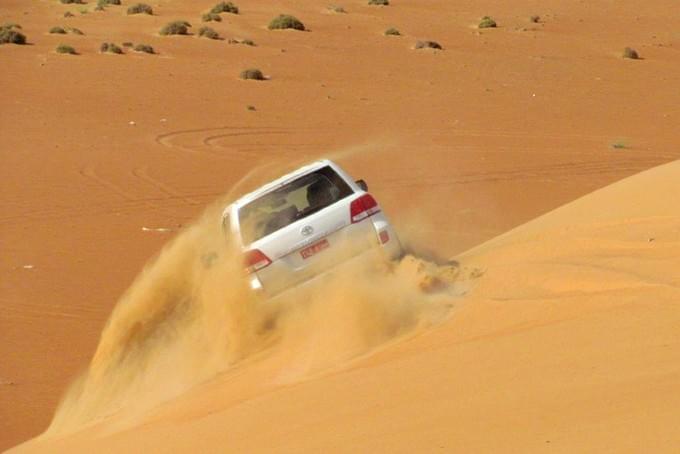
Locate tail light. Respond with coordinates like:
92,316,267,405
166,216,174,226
350,193,381,223
244,249,271,274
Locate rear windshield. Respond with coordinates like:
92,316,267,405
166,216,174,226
238,166,353,244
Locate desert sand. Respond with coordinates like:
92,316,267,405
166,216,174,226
2,0,679,451
11,157,680,454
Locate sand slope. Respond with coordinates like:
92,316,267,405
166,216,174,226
12,161,680,453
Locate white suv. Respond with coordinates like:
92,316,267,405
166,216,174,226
223,159,402,297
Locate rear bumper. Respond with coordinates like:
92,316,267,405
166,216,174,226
250,217,402,299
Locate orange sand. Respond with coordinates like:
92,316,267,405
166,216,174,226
2,0,679,450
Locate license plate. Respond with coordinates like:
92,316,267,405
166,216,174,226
300,239,330,259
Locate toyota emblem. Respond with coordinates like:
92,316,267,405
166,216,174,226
301,225,314,236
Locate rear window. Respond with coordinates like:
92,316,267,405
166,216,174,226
238,166,353,244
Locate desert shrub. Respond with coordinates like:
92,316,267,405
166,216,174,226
329,5,346,13
268,14,305,31
122,41,133,47
198,26,220,39
240,68,264,80
229,38,255,45
134,43,155,53
160,20,191,35
384,27,400,36
415,40,442,49
94,5,105,11
529,15,540,23
623,47,639,59
0,25,27,45
97,0,121,6
202,13,222,22
56,44,77,54
100,42,123,53
368,0,389,5
0,30,26,44
64,11,75,17
478,16,497,28
3,23,21,30
127,3,153,15
51,26,83,35
247,105,256,111
210,2,238,14
60,0,85,4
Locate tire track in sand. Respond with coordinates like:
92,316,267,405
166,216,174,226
79,166,183,218
155,126,286,158
154,125,321,159
131,167,200,206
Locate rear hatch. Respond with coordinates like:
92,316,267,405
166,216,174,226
239,165,379,295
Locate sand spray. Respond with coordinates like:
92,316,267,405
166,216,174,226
47,158,464,435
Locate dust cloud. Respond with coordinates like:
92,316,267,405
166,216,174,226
47,162,466,436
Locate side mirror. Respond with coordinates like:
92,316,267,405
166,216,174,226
356,179,368,191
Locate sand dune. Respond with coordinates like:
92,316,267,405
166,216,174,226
11,160,680,453
2,0,680,450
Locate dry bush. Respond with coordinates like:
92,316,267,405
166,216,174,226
210,2,238,14
478,16,497,28
56,44,77,54
415,40,442,50
198,26,220,39
268,14,305,31
240,68,265,80
160,21,191,35
623,47,639,59
134,43,155,54
100,42,123,54
127,3,153,15
202,13,222,22
0,23,26,44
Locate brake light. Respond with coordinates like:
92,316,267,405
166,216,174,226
244,249,271,274
350,193,380,223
